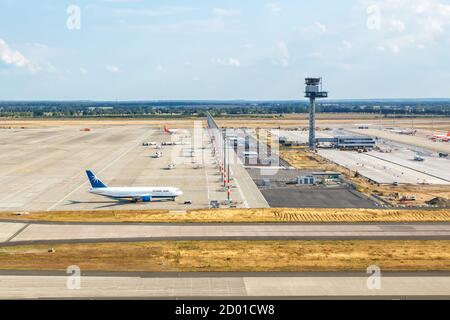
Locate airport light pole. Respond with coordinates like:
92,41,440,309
223,129,227,188
226,136,231,203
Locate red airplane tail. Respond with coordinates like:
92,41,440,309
163,126,170,133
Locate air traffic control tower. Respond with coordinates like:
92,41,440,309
305,78,328,149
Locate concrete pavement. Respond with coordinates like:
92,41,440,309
0,125,254,212
0,272,449,299
230,162,270,209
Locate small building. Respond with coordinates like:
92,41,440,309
316,136,376,150
297,175,316,185
312,172,342,184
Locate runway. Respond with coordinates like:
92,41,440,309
0,271,449,299
1,221,450,245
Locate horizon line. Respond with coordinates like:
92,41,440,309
1,98,450,103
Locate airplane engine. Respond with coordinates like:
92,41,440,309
141,195,152,202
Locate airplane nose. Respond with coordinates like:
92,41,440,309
177,190,183,196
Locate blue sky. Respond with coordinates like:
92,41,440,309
1,0,450,100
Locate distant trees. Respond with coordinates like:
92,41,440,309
0,101,449,118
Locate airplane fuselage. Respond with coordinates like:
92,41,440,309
90,187,183,201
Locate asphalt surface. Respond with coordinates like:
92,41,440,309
1,221,450,246
261,187,377,208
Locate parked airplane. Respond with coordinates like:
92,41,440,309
163,126,187,135
429,132,450,142
86,170,182,202
390,128,417,135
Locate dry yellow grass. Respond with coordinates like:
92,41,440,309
0,208,449,223
280,148,331,170
0,240,449,272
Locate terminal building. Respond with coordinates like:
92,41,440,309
316,136,376,150
334,136,376,149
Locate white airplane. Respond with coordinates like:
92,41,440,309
428,132,450,142
86,170,182,202
390,128,417,135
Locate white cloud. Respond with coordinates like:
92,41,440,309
296,22,329,37
388,43,400,53
155,64,166,72
114,7,193,17
213,8,240,17
106,65,121,73
336,63,353,71
0,38,32,71
308,52,324,59
277,41,289,67
211,58,241,67
364,0,450,53
341,40,353,49
267,3,282,14
315,22,327,33
390,19,406,32
80,67,88,75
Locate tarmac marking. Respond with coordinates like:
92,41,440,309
0,179,44,203
365,153,450,183
26,134,62,145
5,223,30,243
45,129,153,211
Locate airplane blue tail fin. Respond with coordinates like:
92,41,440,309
86,170,108,188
